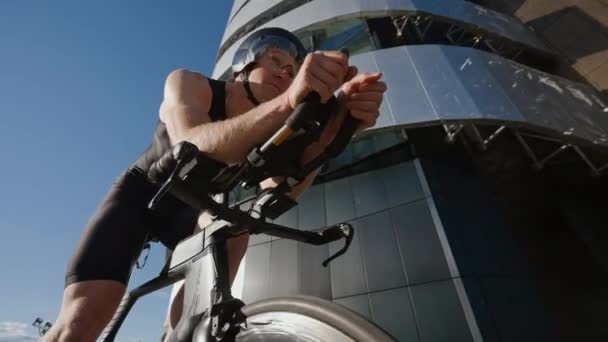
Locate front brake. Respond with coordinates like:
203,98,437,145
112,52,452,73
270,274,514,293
320,223,354,267
147,141,199,210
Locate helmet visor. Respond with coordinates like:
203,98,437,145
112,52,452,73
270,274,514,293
250,35,306,66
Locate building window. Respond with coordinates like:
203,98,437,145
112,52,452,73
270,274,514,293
321,129,408,175
297,19,375,55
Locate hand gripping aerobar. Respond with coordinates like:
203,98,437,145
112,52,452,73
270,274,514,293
146,52,359,264
146,98,358,253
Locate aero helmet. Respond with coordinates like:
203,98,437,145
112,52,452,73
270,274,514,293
231,27,307,77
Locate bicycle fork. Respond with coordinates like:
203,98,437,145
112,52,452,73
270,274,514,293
209,237,247,340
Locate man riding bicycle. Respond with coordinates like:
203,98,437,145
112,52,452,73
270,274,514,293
44,27,386,342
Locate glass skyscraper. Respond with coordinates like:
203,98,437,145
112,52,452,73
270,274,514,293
215,1,608,340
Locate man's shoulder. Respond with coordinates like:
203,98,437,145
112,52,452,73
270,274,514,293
163,69,213,106
166,69,210,88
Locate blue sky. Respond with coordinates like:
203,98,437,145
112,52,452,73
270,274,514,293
0,1,232,341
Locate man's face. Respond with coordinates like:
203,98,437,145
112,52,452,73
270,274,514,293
247,47,299,101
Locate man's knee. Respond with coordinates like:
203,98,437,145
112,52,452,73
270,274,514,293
46,280,125,342
43,320,94,342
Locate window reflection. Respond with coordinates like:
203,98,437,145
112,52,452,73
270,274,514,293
297,19,374,54
321,129,408,176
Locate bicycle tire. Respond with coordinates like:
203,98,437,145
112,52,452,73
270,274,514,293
231,295,397,342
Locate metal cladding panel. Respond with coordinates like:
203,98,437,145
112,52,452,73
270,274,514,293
298,241,332,299
369,287,420,342
228,0,248,22
481,52,562,132
389,201,452,285
258,1,321,32
248,231,271,247
357,46,608,149
358,211,407,292
378,161,425,207
416,0,549,52
223,0,285,44
334,294,372,319
329,220,368,298
273,202,298,229
242,242,271,303
481,50,608,144
410,280,475,342
296,183,327,231
348,49,379,78
217,44,608,146
350,169,390,217
386,0,439,13
226,0,247,24
367,47,432,126
376,90,395,129
441,46,523,122
214,0,553,77
558,87,608,144
324,177,356,226
269,239,299,297
349,51,396,128
406,45,479,122
264,0,392,30
352,137,376,160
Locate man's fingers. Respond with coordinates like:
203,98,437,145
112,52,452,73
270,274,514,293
341,73,385,96
352,72,382,84
308,51,350,96
347,100,381,113
318,58,347,86
357,81,387,93
310,64,340,94
350,109,379,129
315,50,349,67
311,51,348,75
349,92,384,104
305,74,332,103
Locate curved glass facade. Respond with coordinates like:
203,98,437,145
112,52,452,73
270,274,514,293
213,0,556,78
297,18,374,55
218,0,608,340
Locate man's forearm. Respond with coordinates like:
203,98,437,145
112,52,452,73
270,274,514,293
257,112,338,201
184,95,292,165
260,167,321,202
287,168,321,199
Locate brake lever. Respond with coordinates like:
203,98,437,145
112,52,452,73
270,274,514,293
148,142,199,210
321,223,354,267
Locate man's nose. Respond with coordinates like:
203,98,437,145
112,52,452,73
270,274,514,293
274,71,291,89
274,69,289,80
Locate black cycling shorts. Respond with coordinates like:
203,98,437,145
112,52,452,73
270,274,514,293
64,167,199,287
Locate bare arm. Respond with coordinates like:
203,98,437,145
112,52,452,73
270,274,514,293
160,69,293,165
259,71,386,201
259,168,320,201
257,87,350,200
260,120,330,201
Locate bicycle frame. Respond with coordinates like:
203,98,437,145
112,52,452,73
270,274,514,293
100,176,354,342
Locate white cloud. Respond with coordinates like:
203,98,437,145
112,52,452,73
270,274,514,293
0,321,37,342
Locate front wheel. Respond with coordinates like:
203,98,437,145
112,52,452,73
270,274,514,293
232,295,397,342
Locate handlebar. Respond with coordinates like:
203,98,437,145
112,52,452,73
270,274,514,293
146,141,354,266
146,48,360,265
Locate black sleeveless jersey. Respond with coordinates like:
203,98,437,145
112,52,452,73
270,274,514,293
133,78,227,171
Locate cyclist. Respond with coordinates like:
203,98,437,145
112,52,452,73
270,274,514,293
44,27,386,342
